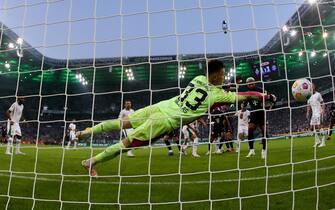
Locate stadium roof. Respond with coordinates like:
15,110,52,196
0,0,334,119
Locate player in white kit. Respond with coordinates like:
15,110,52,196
181,120,201,157
66,120,78,149
119,100,135,157
5,98,25,155
234,102,250,154
306,84,325,147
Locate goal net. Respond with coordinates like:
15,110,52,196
0,0,334,209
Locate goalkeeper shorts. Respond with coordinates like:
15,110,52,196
127,105,175,142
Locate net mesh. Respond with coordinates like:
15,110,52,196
0,0,335,209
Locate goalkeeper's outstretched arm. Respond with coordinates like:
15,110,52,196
236,91,275,103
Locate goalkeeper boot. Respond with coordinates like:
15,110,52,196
81,159,98,177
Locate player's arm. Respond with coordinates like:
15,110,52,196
118,110,124,119
236,91,275,103
5,104,14,124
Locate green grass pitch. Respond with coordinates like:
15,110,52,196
0,136,335,210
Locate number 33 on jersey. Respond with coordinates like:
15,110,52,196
157,75,237,126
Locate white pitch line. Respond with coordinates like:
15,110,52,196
0,165,334,185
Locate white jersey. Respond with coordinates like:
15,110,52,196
235,110,250,128
307,92,323,116
68,123,77,140
119,108,134,119
8,102,23,123
68,123,76,131
119,108,135,136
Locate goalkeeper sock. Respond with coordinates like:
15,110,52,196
93,141,126,164
90,119,121,134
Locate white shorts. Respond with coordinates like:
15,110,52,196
310,115,321,126
7,122,21,137
182,126,190,139
69,131,77,141
237,126,248,139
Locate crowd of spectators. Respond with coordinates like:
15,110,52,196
1,103,333,145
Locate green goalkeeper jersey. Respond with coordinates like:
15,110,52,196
157,75,236,128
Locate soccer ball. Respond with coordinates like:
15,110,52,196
291,78,312,102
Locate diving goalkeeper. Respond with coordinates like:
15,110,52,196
77,59,276,177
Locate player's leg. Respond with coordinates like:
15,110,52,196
319,127,326,147
14,124,24,155
66,133,73,149
74,139,78,149
122,130,135,157
327,122,334,140
191,133,200,157
163,135,174,156
225,131,234,152
66,139,71,149
311,116,321,147
77,118,124,139
246,123,256,157
260,125,267,159
216,132,224,154
207,132,216,155
15,135,25,155
5,122,13,155
181,128,190,155
86,115,173,176
5,136,13,155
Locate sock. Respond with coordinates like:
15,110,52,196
93,141,126,164
67,140,71,148
315,132,320,143
74,141,78,148
164,140,172,151
218,138,224,150
192,137,198,154
208,141,211,152
248,129,254,150
328,129,333,137
6,137,13,153
225,142,230,149
229,142,233,149
262,138,266,150
175,140,181,151
16,139,21,153
90,119,121,134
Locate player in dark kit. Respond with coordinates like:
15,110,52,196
223,114,234,152
245,77,276,159
209,108,225,154
327,104,335,140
